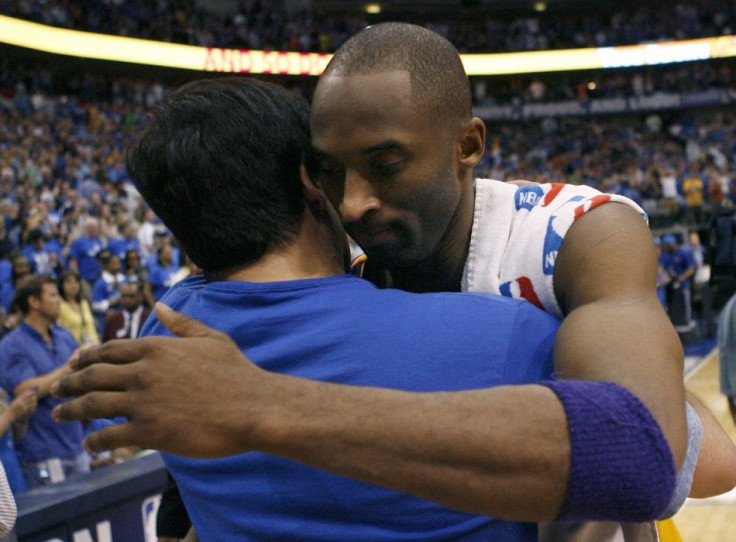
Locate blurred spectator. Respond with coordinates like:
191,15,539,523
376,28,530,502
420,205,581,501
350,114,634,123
658,168,681,216
122,248,155,308
0,221,16,262
137,209,158,259
149,244,179,302
0,255,31,313
57,271,99,346
0,275,89,488
68,217,106,287
102,281,151,342
683,164,706,226
170,252,202,285
660,233,697,328
0,388,36,494
22,228,62,277
90,250,125,330
108,220,142,260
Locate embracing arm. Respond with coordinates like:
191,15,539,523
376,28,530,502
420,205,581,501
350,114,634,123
685,391,736,497
51,306,675,523
554,202,736,498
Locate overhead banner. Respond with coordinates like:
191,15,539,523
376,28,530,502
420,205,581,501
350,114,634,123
474,88,736,120
0,14,734,76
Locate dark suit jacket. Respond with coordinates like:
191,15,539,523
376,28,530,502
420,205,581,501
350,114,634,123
102,306,152,342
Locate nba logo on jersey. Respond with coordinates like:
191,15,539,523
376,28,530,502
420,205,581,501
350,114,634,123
515,185,544,211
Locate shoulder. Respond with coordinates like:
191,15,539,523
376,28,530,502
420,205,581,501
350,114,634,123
0,328,24,353
52,325,78,346
555,202,658,309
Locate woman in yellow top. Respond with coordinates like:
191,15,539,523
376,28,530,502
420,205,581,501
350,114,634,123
57,271,99,346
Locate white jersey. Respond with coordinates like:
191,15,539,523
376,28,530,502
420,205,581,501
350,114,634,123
462,179,647,319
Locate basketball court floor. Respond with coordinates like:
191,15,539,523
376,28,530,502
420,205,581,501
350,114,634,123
673,348,736,540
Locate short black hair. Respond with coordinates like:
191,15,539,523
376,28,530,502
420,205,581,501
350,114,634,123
14,275,57,315
323,22,472,126
27,228,44,244
127,77,311,275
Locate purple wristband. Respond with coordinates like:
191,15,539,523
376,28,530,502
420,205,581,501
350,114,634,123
540,380,676,522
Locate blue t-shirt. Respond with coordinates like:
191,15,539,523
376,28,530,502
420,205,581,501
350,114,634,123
21,246,59,276
148,262,178,301
144,274,560,542
0,431,27,494
0,323,84,463
69,236,105,282
108,237,141,260
659,247,697,288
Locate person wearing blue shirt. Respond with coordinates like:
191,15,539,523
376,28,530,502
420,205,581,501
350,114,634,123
108,221,142,260
0,275,89,488
660,233,697,327
22,229,62,278
91,251,126,331
148,244,178,301
68,217,105,284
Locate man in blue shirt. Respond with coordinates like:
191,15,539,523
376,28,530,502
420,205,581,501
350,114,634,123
68,217,105,285
0,275,88,488
660,233,697,327
108,220,142,260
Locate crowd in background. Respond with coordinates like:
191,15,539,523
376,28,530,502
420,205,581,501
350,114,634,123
1,0,735,53
0,68,731,344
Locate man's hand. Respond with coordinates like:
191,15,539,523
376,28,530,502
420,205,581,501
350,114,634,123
51,304,270,458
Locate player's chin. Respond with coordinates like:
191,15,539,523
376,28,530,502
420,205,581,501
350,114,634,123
365,240,422,270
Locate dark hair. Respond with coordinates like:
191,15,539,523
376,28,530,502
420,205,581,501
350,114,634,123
124,249,141,268
58,271,82,302
13,274,57,315
126,77,311,275
11,254,30,282
323,22,472,126
27,228,44,244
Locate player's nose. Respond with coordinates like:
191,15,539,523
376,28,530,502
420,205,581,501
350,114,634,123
340,170,381,223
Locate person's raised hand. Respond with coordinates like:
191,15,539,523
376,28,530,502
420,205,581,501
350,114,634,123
51,304,274,458
8,389,37,422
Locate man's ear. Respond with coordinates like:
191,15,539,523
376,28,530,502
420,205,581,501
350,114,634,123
457,117,486,169
27,295,40,312
300,163,327,210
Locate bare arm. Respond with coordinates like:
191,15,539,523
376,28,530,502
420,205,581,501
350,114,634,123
554,202,736,497
685,391,736,497
553,203,688,467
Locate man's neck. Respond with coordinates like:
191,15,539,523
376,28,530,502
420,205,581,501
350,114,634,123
391,180,475,293
221,210,347,283
24,314,52,342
